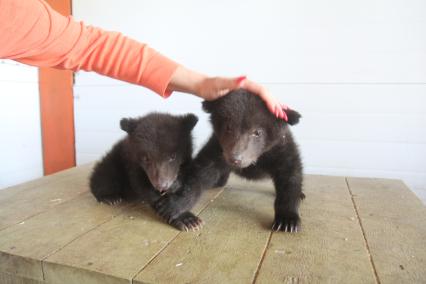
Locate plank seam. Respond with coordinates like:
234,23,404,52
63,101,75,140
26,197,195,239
251,231,273,284
0,211,46,233
130,187,225,283
345,178,381,284
0,190,92,282
39,201,133,281
0,187,88,233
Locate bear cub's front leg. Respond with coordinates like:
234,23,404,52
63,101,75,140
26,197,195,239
153,199,204,231
271,173,304,232
153,185,204,231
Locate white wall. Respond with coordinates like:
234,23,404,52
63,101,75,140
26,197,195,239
0,60,43,189
72,0,426,201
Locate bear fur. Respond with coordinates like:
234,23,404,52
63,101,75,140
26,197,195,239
89,112,203,231
154,89,304,232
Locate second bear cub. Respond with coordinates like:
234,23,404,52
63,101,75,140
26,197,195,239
154,90,304,232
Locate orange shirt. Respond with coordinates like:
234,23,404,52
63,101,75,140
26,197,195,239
0,0,179,97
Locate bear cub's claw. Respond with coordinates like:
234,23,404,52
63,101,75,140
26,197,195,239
170,212,204,231
272,212,300,233
97,195,123,206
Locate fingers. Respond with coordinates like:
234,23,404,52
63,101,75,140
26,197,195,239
200,76,245,100
235,76,247,87
200,76,289,122
216,76,247,95
243,80,288,121
217,88,230,97
281,109,288,121
242,79,264,95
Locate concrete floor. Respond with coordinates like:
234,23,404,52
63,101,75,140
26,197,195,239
0,164,425,283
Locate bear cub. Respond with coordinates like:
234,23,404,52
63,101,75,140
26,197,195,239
156,89,304,232
89,113,203,231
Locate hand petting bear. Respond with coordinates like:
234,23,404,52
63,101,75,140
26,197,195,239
90,89,304,232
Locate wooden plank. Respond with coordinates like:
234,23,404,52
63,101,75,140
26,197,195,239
43,187,223,284
0,271,44,284
255,175,376,284
0,163,93,231
134,176,275,284
347,177,426,283
0,192,125,281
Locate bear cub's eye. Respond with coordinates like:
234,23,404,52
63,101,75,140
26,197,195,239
142,156,151,164
168,154,176,162
252,129,262,137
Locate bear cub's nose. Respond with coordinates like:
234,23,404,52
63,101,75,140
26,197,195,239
155,182,171,195
230,155,242,166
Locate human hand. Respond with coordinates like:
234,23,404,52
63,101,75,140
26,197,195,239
197,76,288,121
196,76,246,101
168,67,288,121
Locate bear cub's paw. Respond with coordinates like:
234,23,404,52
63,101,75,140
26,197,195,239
96,194,123,206
170,212,204,231
272,211,300,233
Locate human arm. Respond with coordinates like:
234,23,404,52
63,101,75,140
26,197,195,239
0,0,178,97
0,0,287,120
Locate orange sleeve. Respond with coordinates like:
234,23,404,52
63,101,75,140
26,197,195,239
0,0,179,97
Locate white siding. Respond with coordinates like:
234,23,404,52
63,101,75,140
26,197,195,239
72,0,426,201
0,60,43,189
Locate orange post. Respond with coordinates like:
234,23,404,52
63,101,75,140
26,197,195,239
39,0,75,175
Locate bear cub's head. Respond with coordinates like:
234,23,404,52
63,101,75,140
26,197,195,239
120,113,198,194
203,89,301,168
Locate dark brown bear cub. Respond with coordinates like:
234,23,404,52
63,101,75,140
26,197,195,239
154,90,304,232
89,113,202,231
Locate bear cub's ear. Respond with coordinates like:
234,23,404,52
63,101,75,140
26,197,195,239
285,109,302,126
120,118,137,134
181,113,199,131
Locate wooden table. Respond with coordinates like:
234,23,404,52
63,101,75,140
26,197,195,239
0,164,425,283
